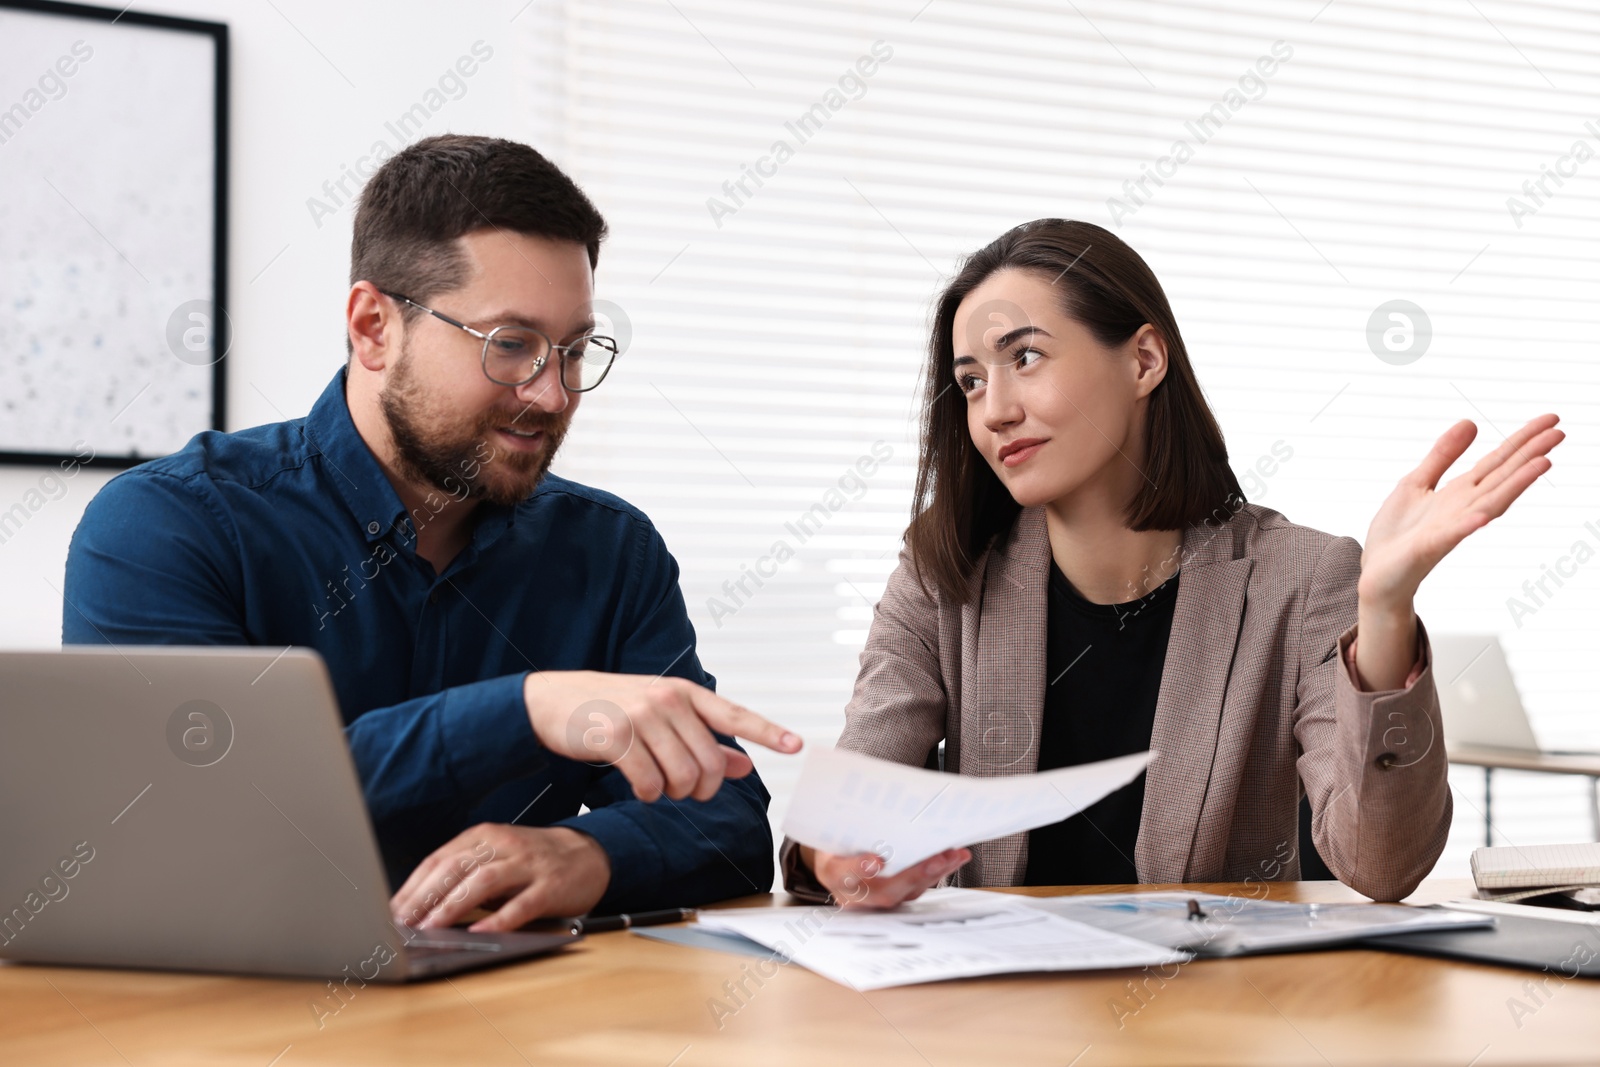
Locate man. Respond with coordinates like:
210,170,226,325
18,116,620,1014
63,134,800,931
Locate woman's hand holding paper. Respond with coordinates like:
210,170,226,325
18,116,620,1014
802,845,974,909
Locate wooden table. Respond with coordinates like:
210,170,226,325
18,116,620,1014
1449,743,1600,845
4,879,1597,1066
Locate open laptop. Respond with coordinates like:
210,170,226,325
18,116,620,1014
0,647,579,981
1430,634,1543,753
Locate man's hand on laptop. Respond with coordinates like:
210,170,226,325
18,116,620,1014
523,670,803,802
391,823,610,931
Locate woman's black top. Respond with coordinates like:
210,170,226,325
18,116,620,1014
1022,560,1180,886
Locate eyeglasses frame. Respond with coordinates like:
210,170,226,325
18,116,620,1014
377,288,618,393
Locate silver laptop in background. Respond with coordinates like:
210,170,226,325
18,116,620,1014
1431,634,1541,753
0,647,578,981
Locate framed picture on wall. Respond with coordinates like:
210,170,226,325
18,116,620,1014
0,0,228,469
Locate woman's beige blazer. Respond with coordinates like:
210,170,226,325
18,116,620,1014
782,502,1449,903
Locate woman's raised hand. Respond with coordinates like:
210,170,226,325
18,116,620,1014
1359,414,1563,610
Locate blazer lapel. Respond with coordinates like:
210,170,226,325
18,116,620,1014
1135,518,1254,882
959,508,1049,885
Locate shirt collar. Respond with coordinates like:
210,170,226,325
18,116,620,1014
303,368,410,544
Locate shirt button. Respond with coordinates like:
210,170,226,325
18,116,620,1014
428,591,440,605
1375,752,1399,769
367,521,381,535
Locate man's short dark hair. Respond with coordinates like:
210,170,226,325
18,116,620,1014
348,134,608,354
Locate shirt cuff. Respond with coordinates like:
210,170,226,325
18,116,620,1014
438,672,544,791
552,805,666,912
779,837,834,904
1342,628,1425,693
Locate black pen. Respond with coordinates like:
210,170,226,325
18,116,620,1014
567,907,696,935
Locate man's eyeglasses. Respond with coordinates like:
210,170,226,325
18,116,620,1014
378,289,620,393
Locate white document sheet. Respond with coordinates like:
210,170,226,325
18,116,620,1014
696,888,1187,990
781,746,1152,876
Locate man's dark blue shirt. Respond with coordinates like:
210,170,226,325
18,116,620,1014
62,368,773,911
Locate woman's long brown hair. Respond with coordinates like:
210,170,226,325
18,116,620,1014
906,219,1244,604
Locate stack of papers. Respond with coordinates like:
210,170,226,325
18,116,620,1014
781,746,1152,875
680,890,1494,989
694,889,1187,990
1025,892,1493,957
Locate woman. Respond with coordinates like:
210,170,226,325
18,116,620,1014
784,219,1561,905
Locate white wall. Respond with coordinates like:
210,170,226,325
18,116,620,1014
0,0,535,647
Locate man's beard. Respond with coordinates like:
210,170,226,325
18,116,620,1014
379,342,570,506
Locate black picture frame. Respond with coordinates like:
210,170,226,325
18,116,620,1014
0,0,228,470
